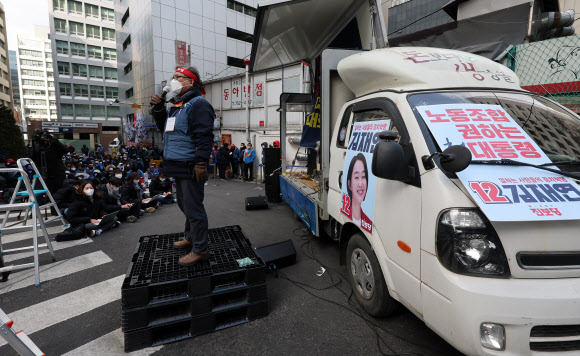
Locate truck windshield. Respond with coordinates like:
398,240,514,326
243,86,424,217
407,91,580,175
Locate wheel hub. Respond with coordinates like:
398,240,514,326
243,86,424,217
350,248,374,300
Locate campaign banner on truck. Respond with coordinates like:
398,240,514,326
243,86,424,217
417,104,580,221
341,119,391,233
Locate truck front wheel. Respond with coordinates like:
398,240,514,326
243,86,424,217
346,233,398,317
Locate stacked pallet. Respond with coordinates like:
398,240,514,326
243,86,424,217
121,225,268,352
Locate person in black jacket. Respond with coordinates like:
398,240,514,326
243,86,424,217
66,181,118,237
30,130,70,194
149,173,174,204
217,142,231,180
98,177,140,223
121,172,156,213
150,65,214,266
53,180,79,215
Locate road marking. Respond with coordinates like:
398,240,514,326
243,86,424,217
3,238,92,263
0,251,112,294
0,274,125,347
62,328,163,356
1,226,65,244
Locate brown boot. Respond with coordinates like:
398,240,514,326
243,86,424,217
178,250,210,266
173,239,192,248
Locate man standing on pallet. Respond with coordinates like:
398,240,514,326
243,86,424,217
150,66,215,266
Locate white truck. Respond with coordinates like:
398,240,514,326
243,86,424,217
251,1,580,355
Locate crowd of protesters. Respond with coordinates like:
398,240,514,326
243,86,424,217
0,143,175,237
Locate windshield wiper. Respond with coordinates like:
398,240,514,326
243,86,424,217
539,160,580,167
470,159,580,180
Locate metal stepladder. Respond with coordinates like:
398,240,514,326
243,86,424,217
0,158,66,286
0,306,44,356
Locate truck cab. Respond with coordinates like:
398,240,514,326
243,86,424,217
251,1,580,355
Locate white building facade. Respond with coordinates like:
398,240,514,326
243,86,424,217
114,0,258,146
48,0,122,127
14,27,57,124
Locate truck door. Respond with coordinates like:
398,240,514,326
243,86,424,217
338,98,423,313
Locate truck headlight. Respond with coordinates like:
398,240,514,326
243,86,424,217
436,209,510,278
480,323,505,350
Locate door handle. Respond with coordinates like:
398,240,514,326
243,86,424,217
338,171,343,189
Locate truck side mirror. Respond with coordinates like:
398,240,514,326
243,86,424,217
439,145,472,173
372,141,408,180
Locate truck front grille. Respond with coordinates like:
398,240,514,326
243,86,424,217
530,325,580,352
517,252,580,270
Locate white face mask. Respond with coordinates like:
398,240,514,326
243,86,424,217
170,78,191,94
115,174,122,178
85,189,94,197
160,178,166,182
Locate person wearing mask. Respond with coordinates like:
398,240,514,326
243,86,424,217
30,130,70,195
230,144,239,179
149,173,175,204
238,143,246,180
147,163,160,180
98,177,139,223
244,143,256,181
66,181,118,237
121,172,156,213
217,142,231,180
125,163,145,179
150,65,214,266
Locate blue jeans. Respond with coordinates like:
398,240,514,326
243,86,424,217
156,194,174,204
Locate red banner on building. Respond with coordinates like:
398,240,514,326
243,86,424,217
176,40,187,66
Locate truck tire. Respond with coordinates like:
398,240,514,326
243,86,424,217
346,233,398,317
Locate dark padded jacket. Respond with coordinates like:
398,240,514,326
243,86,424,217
66,195,106,225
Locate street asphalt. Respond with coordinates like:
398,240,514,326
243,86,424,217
0,178,463,356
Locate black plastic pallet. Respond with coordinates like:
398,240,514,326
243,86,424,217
122,226,266,309
122,282,268,332
124,299,269,352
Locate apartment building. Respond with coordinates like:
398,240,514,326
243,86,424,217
115,0,258,145
14,27,57,126
0,1,12,110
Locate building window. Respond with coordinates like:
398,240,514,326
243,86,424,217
61,103,73,116
103,48,116,60
87,45,102,59
89,65,103,79
104,67,118,80
107,106,120,117
47,62,53,69
227,56,246,69
226,27,253,44
227,0,257,17
20,59,43,67
54,18,67,33
67,0,82,15
69,21,84,36
53,0,65,11
124,61,133,75
0,40,5,49
73,84,89,97
70,42,86,56
103,28,115,41
90,86,105,98
24,89,46,96
86,25,100,39
56,40,68,54
101,7,114,21
122,35,131,50
48,81,55,88
125,87,133,99
23,79,45,86
92,105,106,116
19,49,42,57
60,83,72,96
57,62,70,75
75,104,90,116
72,63,87,77
105,87,118,99
85,4,99,18
121,9,130,26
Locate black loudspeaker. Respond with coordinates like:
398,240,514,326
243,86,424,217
263,148,281,176
256,239,297,270
265,173,282,203
245,196,268,210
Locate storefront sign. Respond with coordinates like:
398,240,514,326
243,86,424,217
222,81,231,109
221,134,232,146
232,78,242,108
417,104,580,221
253,80,264,106
41,122,98,128
175,40,187,66
341,120,390,234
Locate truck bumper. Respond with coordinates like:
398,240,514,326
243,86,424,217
421,251,580,356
